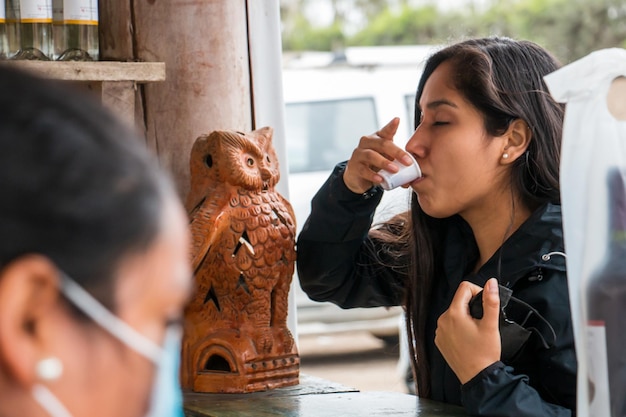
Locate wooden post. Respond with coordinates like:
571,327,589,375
97,1,301,396
98,2,134,60
98,1,146,137
100,1,253,199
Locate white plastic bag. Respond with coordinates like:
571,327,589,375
545,48,626,417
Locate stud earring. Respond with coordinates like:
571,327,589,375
502,153,509,159
36,357,63,381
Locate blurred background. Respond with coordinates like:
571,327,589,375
279,0,626,395
280,0,626,64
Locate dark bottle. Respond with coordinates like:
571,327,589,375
586,167,626,417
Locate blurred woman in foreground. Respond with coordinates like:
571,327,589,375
0,66,192,417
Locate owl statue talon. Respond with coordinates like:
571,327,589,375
182,126,299,393
273,327,295,352
254,328,275,354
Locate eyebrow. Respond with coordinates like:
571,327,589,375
423,99,459,110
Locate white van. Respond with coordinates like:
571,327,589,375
283,45,437,341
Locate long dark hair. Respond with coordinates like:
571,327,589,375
0,66,174,311
403,37,564,397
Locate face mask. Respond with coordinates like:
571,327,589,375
33,274,185,417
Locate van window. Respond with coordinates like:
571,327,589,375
404,93,417,131
285,97,378,173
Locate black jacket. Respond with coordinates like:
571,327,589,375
297,164,577,416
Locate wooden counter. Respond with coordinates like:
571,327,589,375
183,374,466,417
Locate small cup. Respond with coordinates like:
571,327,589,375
378,154,421,190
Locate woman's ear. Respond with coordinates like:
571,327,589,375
0,256,62,387
501,119,532,164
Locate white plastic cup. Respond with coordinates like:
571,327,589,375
378,154,421,190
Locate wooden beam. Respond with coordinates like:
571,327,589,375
99,0,135,60
99,81,136,127
98,0,148,141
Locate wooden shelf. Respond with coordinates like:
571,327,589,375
1,60,166,126
0,60,165,82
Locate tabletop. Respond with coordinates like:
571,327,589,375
183,374,466,417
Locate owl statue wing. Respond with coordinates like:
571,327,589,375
278,192,297,235
185,133,214,215
188,199,229,274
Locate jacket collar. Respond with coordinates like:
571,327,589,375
444,203,565,288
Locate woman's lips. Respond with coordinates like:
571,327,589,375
409,175,425,187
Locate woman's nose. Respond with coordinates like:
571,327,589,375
405,125,427,157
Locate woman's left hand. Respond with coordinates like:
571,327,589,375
435,278,502,384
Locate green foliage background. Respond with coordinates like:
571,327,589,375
281,0,626,63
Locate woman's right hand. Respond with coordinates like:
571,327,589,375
343,117,415,194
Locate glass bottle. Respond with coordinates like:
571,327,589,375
0,0,7,59
13,0,53,60
586,167,626,417
51,0,62,59
57,0,98,61
5,0,20,58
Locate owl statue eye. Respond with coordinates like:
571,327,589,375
246,157,255,167
266,155,271,163
205,155,213,168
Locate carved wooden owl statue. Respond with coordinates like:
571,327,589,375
181,126,299,393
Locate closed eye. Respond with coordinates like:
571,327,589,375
433,121,449,126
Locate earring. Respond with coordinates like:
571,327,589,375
36,357,63,381
502,153,509,159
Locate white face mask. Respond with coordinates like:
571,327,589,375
32,274,185,417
